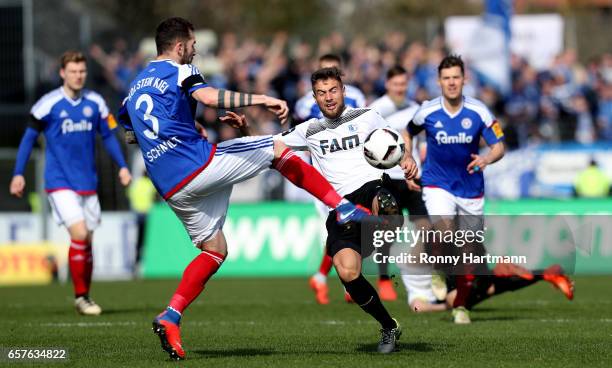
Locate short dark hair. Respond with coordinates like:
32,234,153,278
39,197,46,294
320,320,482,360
319,54,343,66
155,17,194,56
311,67,343,88
386,65,407,80
60,50,86,69
438,54,464,76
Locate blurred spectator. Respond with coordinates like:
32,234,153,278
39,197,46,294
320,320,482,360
89,37,145,99
574,159,611,198
92,31,610,150
127,171,157,275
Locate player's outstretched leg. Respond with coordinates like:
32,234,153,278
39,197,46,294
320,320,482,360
452,275,475,324
68,223,100,316
153,232,227,360
334,249,401,353
309,254,332,304
491,263,573,300
272,144,370,224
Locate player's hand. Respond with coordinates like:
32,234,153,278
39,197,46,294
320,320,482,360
9,175,25,198
467,154,488,174
118,167,132,187
405,179,421,192
264,96,289,125
219,111,247,129
400,156,418,180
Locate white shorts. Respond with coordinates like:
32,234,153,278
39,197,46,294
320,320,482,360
48,190,101,230
422,187,484,218
401,274,436,305
167,135,275,246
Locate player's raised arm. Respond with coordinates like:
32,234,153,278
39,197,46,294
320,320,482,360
192,87,288,124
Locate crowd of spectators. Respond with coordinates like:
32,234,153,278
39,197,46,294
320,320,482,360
87,31,612,150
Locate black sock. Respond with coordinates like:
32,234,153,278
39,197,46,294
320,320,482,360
342,274,396,329
377,245,391,278
493,275,539,295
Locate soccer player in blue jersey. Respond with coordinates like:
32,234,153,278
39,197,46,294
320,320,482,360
121,18,370,360
405,55,506,324
10,51,132,316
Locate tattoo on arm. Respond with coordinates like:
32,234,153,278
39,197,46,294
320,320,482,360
216,89,257,108
218,89,226,107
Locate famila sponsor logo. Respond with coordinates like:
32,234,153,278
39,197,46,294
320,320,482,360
435,131,473,144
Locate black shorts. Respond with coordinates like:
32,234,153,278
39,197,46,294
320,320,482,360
325,179,383,258
382,176,429,221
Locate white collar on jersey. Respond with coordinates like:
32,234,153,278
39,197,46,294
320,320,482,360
60,86,83,106
440,95,465,119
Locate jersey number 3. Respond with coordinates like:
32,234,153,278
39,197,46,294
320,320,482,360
136,94,159,140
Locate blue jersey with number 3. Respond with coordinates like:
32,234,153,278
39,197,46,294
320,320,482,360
124,59,212,199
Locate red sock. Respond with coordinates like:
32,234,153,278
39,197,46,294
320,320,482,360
452,274,475,308
318,254,333,276
273,148,342,208
168,250,226,314
69,239,93,297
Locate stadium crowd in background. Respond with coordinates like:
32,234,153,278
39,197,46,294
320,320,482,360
84,31,612,150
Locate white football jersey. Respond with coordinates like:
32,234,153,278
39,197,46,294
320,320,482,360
277,107,386,197
369,96,421,180
369,95,417,119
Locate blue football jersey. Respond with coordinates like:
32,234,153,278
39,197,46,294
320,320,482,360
124,59,211,199
408,96,504,198
294,84,366,121
29,87,117,193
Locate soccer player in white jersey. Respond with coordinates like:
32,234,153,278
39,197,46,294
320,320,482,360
405,55,506,324
302,55,368,304
369,65,432,302
9,51,132,315
279,67,419,353
120,18,370,361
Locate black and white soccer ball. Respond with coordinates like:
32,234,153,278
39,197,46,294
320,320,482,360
363,128,405,169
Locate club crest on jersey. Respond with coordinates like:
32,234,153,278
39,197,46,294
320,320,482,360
62,119,93,134
435,131,473,145
461,118,472,129
82,106,93,118
320,134,359,155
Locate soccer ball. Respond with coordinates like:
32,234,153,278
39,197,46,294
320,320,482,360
363,128,405,169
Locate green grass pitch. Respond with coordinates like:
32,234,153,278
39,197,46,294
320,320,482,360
1,276,610,367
